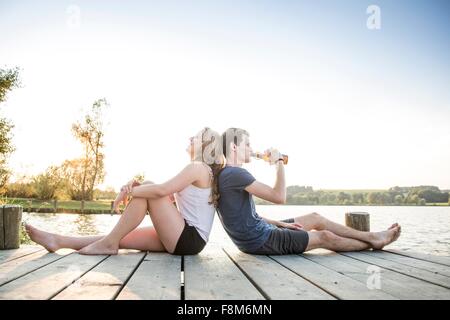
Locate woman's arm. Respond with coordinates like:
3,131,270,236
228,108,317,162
129,164,201,199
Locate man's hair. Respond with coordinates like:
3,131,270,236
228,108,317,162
222,128,250,158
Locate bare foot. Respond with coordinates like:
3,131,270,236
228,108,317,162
78,238,118,255
389,223,399,230
24,223,60,252
370,225,401,250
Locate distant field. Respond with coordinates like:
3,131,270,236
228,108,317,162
318,189,386,194
3,197,115,210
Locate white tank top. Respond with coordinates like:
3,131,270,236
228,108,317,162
174,164,215,242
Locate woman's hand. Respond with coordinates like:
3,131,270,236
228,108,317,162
112,189,127,214
121,179,141,194
113,179,142,213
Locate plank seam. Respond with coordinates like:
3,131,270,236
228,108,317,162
222,247,270,300
49,254,111,300
384,250,450,267
268,255,341,300
357,251,450,278
0,248,45,265
339,252,450,290
0,252,76,288
112,252,148,300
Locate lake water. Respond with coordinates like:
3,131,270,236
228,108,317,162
22,205,450,256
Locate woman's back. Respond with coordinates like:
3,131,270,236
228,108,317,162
175,162,215,242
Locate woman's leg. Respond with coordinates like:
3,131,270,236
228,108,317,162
79,195,185,255
293,212,401,249
144,196,185,253
78,197,151,255
25,224,165,252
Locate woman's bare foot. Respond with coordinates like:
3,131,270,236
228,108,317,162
370,225,401,250
24,223,60,252
78,238,118,255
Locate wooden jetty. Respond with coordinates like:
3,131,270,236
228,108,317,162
0,224,449,300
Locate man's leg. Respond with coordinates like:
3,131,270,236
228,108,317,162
293,212,401,250
306,230,371,252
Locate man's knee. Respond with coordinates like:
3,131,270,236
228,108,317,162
309,212,325,229
317,230,336,243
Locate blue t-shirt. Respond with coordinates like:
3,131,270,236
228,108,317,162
217,166,275,252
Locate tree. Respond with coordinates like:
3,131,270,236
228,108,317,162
352,193,364,204
394,194,404,205
0,67,21,195
32,165,65,200
71,99,108,200
367,192,381,204
0,67,20,103
337,192,351,204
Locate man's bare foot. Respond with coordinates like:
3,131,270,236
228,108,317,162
389,223,399,230
78,238,118,255
24,223,60,252
370,225,401,250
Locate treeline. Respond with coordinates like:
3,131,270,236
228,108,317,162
254,185,450,206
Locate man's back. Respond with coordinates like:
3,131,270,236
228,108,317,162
217,166,274,252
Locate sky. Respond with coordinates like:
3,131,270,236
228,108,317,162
0,0,449,191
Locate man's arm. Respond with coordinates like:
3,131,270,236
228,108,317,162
261,216,303,230
245,161,286,204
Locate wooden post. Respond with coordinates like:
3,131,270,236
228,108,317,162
345,212,370,232
0,205,23,249
80,200,85,213
53,200,58,213
28,200,32,213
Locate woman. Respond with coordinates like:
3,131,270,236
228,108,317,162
25,127,224,255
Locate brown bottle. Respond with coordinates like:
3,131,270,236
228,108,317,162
251,151,288,165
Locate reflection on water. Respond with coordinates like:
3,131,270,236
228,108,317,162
22,205,450,256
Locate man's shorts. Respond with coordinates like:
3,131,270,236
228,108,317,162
249,218,309,255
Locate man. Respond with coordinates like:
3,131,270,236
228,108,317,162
216,128,401,255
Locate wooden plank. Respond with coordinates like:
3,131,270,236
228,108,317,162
361,250,450,278
341,251,450,289
116,252,181,300
272,254,398,300
0,246,44,264
53,250,145,300
0,253,107,300
384,249,450,267
304,250,450,300
184,245,264,300
223,245,335,300
0,249,73,286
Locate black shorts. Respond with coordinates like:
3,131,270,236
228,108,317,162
249,218,309,255
172,220,206,255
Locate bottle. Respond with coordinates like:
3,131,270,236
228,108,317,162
251,151,288,165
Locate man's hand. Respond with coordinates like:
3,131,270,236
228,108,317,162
278,221,304,230
265,148,283,165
